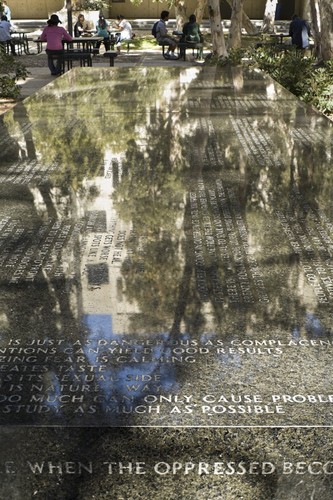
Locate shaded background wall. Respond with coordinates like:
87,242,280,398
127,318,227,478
9,0,307,23
221,0,305,20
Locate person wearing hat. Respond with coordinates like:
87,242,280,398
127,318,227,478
39,14,72,75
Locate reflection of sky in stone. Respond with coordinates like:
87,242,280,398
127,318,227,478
293,314,326,339
44,372,63,413
203,313,331,372
305,313,325,337
44,310,331,416
82,314,178,411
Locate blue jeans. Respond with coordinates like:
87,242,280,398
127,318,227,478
46,49,64,75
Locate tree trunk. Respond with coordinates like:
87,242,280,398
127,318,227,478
66,0,73,36
262,0,278,33
225,0,257,34
228,0,244,49
174,0,187,31
195,0,207,24
308,0,321,60
208,0,228,58
318,0,333,61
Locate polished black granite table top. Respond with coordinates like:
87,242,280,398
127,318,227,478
0,65,332,427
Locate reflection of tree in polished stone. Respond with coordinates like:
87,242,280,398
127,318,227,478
0,66,333,429
2,65,333,498
102,65,333,426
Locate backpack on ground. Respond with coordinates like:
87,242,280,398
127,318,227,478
152,21,159,38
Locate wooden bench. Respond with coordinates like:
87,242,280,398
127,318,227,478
103,51,118,66
47,50,92,74
158,42,180,60
110,36,136,53
0,40,13,55
62,51,92,71
177,41,203,60
159,40,203,61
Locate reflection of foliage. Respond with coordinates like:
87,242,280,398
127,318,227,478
112,120,188,330
25,68,178,193
0,51,29,98
48,122,104,189
7,65,333,342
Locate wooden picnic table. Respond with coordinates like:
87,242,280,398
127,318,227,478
268,33,290,44
11,31,36,55
34,36,104,53
63,36,104,52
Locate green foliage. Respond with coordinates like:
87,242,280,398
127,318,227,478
302,61,333,116
0,51,29,99
206,47,247,67
133,36,158,50
249,45,333,119
226,47,247,65
73,0,107,10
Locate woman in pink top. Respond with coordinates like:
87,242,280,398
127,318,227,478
39,14,72,75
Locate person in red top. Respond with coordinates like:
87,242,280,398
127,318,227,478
39,14,72,75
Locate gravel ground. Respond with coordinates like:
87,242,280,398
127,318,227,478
16,53,48,66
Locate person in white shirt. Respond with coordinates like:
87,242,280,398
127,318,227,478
2,1,11,21
114,15,132,51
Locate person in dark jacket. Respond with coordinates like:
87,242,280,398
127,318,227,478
182,14,202,43
289,14,311,49
182,14,203,59
74,14,89,37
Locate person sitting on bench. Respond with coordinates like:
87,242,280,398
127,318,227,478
114,15,132,52
39,14,72,76
0,14,16,55
182,14,202,43
95,14,110,52
74,14,89,38
155,10,178,60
